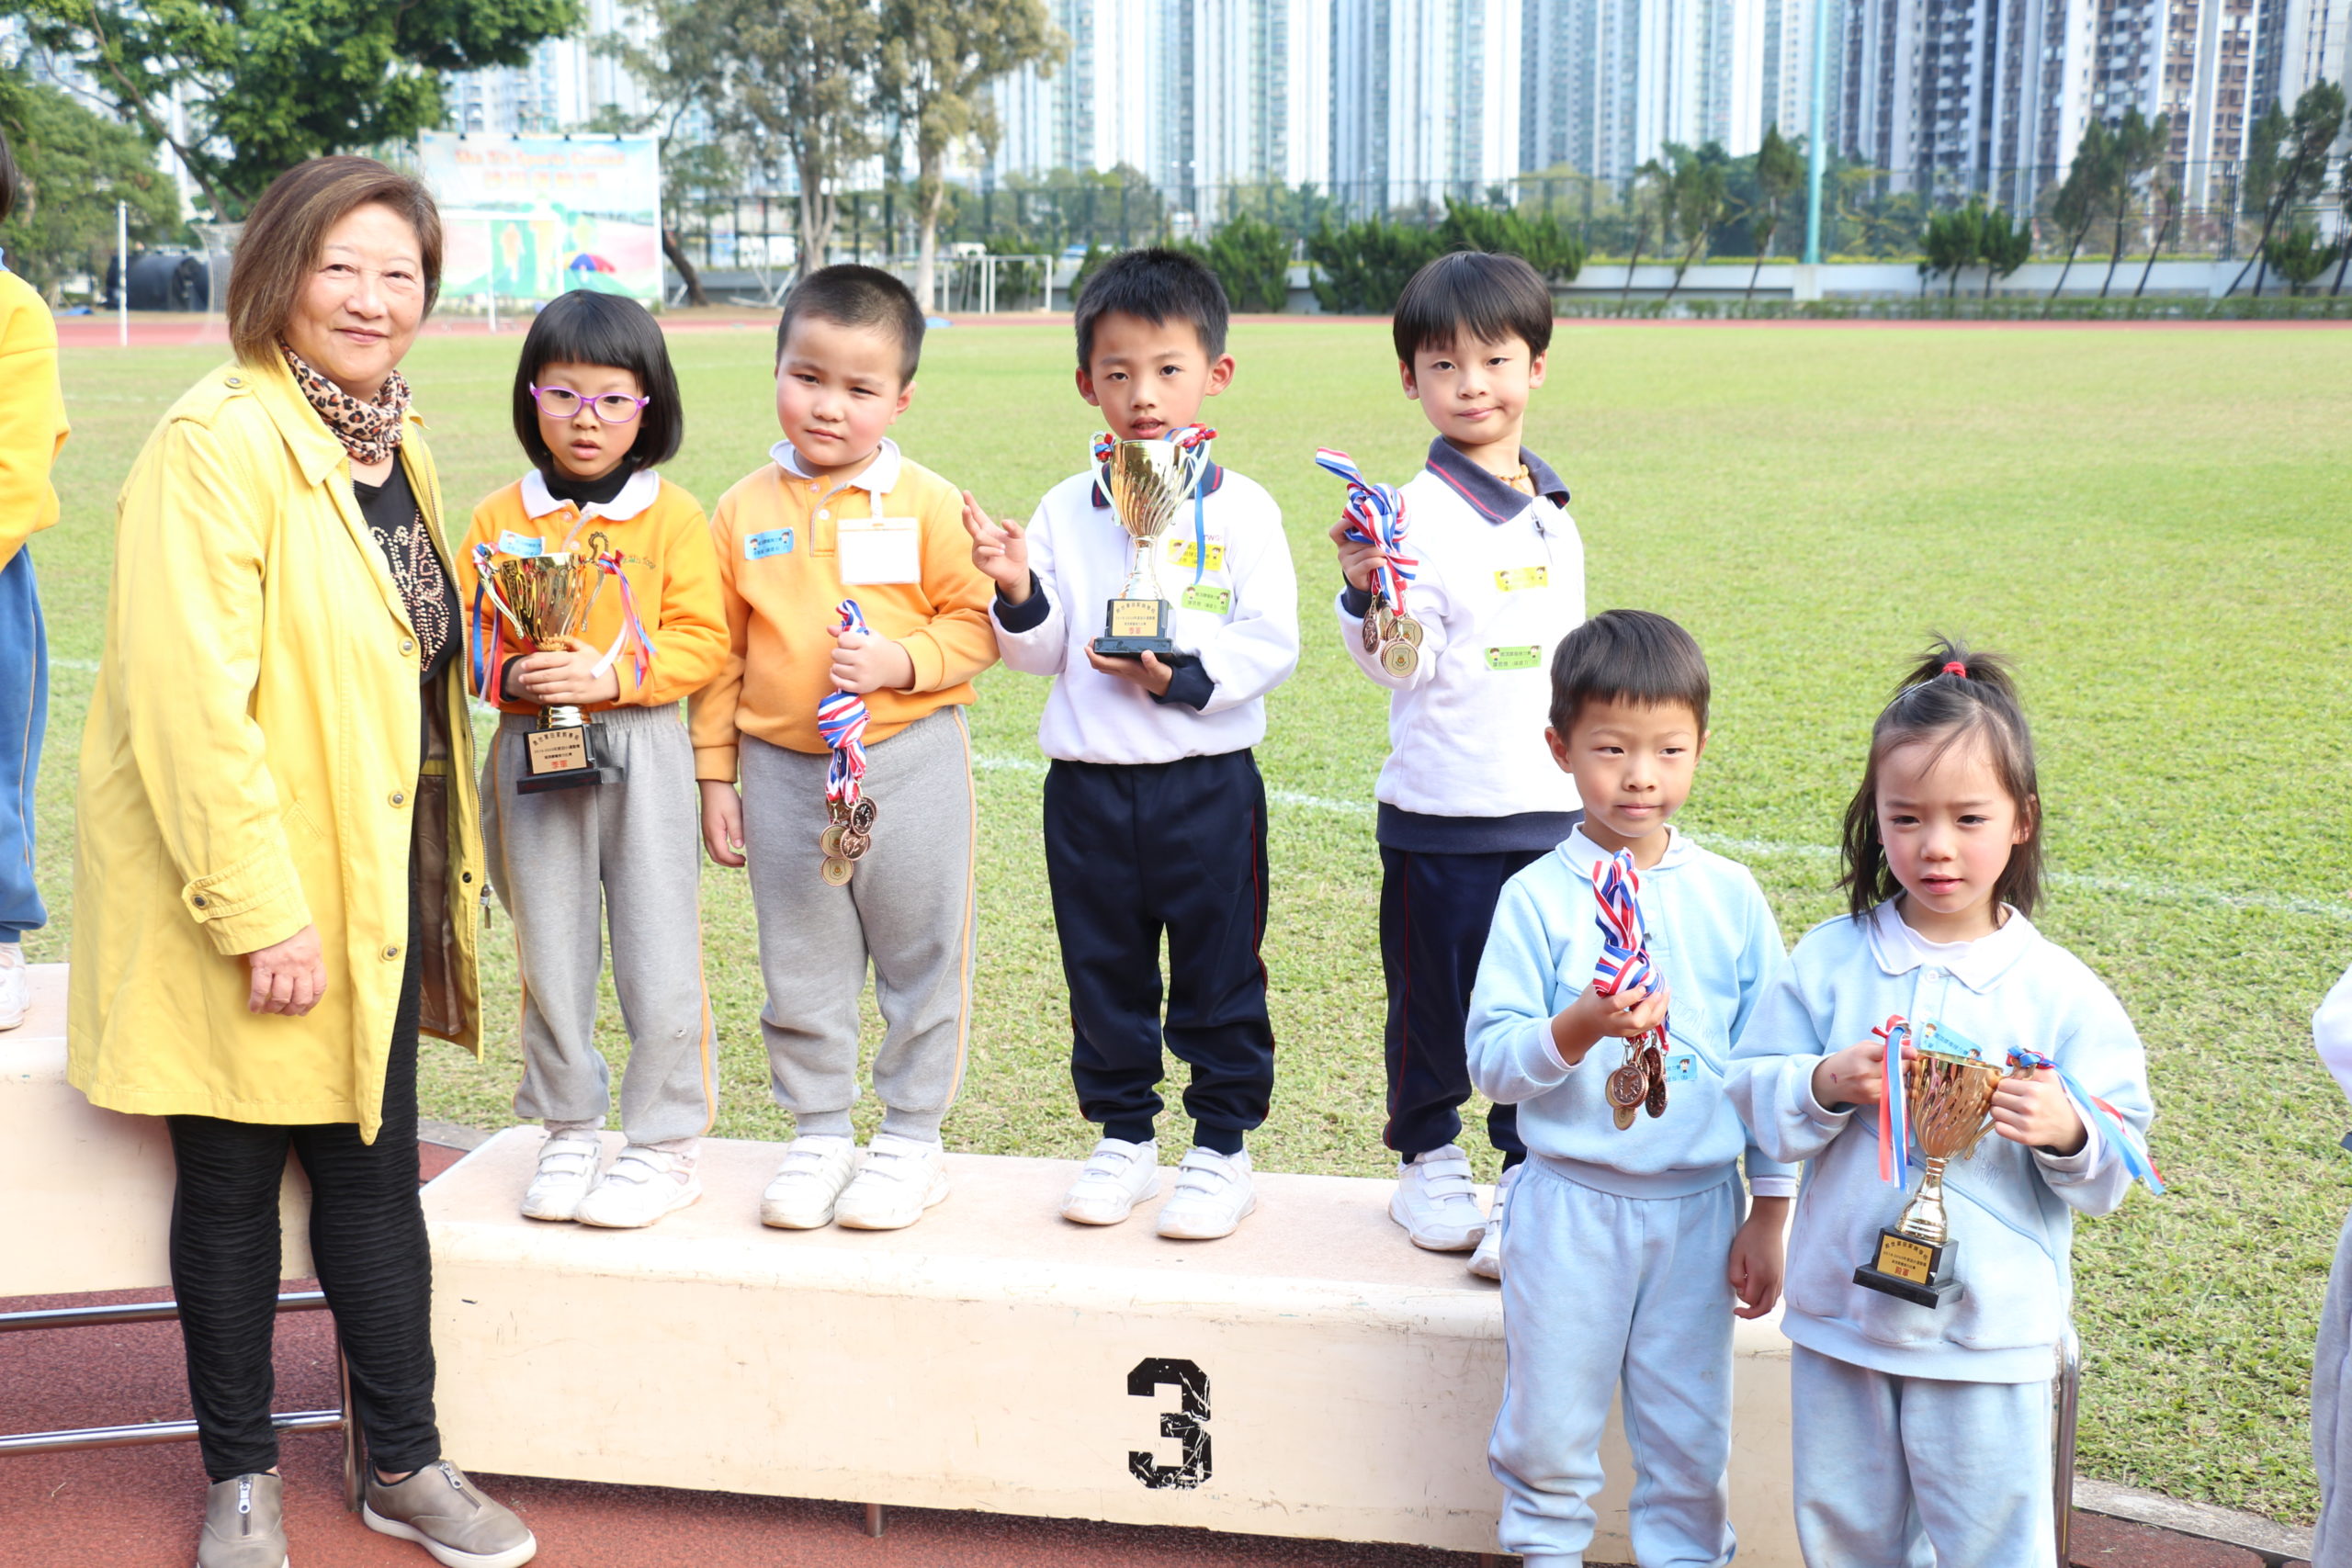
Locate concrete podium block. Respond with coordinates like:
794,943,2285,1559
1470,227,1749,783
0,965,314,1297
426,1129,1802,1562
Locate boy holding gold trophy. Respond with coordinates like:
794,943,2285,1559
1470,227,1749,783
1728,641,2160,1568
963,249,1298,1241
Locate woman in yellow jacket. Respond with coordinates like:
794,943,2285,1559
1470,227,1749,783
0,131,70,1032
69,158,537,1568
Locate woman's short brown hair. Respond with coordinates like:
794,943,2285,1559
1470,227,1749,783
227,156,442,364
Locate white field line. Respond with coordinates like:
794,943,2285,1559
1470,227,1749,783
975,752,2352,925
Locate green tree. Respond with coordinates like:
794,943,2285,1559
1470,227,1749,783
1746,123,1804,307
0,70,178,299
2261,221,2338,293
1193,213,1291,312
2134,173,2180,299
2334,152,2351,297
1436,197,1585,282
1658,141,1728,304
1305,216,1441,315
1978,204,2031,298
1919,200,1984,299
2048,120,2113,301
876,0,1065,314
2231,82,2345,297
2098,107,2169,297
1620,159,1668,311
13,0,576,217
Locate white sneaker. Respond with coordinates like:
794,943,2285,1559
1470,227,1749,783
1468,1163,1521,1280
574,1145,702,1229
1060,1138,1162,1225
833,1134,950,1230
1390,1144,1486,1251
1155,1146,1257,1240
519,1132,604,1222
0,943,26,1031
760,1135,860,1229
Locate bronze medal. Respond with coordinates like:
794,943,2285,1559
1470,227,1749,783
1361,594,1385,654
1612,1101,1638,1131
1607,1059,1649,1111
1381,640,1420,678
1643,1043,1668,1119
850,797,878,834
820,824,847,857
839,829,872,862
820,855,854,886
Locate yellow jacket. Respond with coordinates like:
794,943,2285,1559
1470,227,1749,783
0,270,68,568
689,439,997,778
458,468,728,714
70,357,485,1141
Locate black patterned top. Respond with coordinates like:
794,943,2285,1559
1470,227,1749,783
352,462,458,697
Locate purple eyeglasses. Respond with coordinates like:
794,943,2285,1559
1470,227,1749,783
529,383,650,423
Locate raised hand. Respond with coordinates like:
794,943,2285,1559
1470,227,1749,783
963,491,1031,602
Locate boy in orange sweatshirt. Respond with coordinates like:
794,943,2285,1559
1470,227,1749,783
691,265,997,1233
461,292,728,1231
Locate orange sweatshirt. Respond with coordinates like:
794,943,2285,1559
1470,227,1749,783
690,438,997,778
459,468,728,713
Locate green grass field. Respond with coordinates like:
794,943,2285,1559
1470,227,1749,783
33,320,2352,1521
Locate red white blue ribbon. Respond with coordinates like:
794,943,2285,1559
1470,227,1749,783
1589,849,1656,999
1313,447,1416,612
590,547,655,690
2005,1046,2165,1192
1873,1016,1915,1182
467,543,505,698
818,599,871,809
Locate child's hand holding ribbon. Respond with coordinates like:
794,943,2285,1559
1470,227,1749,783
1990,1066,2089,1155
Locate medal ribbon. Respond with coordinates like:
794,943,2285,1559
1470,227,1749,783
818,599,872,811
1313,447,1417,614
1589,850,1670,1058
588,547,656,689
1873,1016,1915,1182
467,543,505,698
2004,1046,2165,1192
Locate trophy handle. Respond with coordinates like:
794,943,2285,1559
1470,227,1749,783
479,570,524,636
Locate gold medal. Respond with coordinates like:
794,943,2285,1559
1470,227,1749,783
820,855,854,886
820,824,847,857
1613,1100,1639,1131
1393,615,1424,648
1380,640,1420,677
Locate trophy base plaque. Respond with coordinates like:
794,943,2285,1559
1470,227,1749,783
1096,597,1174,659
517,719,622,795
1854,1227,1962,1308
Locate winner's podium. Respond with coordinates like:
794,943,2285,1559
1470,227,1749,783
426,1130,1802,1561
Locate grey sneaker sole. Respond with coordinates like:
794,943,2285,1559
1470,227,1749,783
362,1506,537,1568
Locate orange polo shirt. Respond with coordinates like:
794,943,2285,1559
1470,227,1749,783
689,438,997,779
459,468,728,713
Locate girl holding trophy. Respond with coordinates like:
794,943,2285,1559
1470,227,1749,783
1727,639,2160,1568
460,291,729,1230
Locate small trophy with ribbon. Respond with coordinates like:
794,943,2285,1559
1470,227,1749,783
816,599,879,886
1591,850,1668,1131
1853,1018,2011,1307
1095,430,1213,659
1315,447,1422,677
470,536,646,794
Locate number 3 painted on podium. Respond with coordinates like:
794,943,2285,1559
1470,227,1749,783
1126,1357,1211,1489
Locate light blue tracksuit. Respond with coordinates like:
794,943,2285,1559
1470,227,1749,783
1726,901,2154,1568
1466,827,1792,1568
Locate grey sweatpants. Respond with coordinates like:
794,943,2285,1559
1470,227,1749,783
2316,1209,2352,1567
740,708,976,1142
482,705,717,1145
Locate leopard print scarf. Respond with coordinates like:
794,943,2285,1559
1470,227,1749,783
279,340,411,466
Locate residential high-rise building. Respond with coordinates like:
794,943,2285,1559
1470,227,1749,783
1518,0,1766,185
445,0,656,135
1331,0,1521,204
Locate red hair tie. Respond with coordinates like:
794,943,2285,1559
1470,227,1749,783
1942,660,1967,677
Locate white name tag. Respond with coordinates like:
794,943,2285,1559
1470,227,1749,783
496,531,546,558
838,515,922,585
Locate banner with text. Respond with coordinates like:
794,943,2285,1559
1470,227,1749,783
419,133,663,306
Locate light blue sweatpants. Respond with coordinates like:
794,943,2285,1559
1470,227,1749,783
2311,1208,2352,1568
1491,1161,1742,1567
1790,1343,2053,1567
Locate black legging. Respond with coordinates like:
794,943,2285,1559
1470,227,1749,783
165,897,439,1482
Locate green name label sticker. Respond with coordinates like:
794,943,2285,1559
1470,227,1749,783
1484,645,1542,671
1181,583,1233,615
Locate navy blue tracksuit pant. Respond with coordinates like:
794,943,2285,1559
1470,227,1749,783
1380,844,1551,1163
1043,750,1272,1156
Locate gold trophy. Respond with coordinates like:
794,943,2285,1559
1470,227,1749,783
479,549,623,794
1853,1042,2014,1307
1095,439,1206,658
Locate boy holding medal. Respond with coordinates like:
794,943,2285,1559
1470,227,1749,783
1325,250,1587,1278
690,265,997,1232
1464,609,1792,1568
962,248,1299,1241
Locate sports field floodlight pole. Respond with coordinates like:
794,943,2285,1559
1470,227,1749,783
1804,0,1829,265
116,202,129,348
